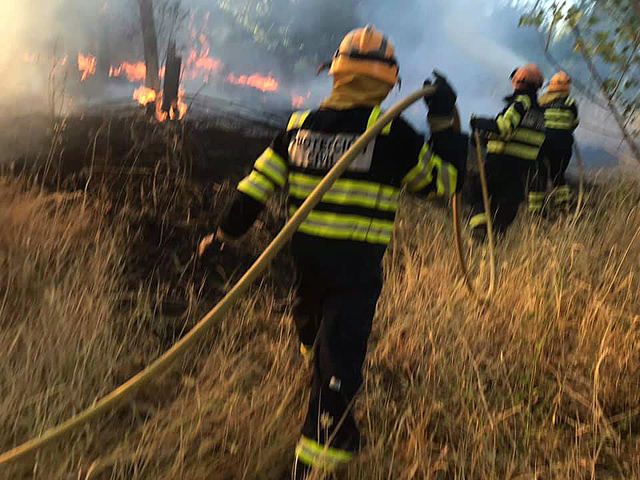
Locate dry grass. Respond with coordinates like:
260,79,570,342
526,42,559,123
1,175,639,479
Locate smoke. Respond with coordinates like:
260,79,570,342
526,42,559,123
1,0,625,166
355,0,537,127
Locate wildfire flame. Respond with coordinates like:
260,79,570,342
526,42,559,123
78,54,97,82
74,17,287,123
226,73,280,93
109,61,147,82
132,86,188,122
133,86,157,105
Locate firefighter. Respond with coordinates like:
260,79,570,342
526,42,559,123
539,71,580,210
469,64,547,237
198,26,468,478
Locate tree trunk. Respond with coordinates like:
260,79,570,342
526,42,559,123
138,0,160,92
162,41,182,119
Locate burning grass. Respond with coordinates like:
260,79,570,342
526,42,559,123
0,120,639,478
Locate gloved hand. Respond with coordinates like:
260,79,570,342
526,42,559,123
197,228,233,258
424,71,457,117
469,115,497,133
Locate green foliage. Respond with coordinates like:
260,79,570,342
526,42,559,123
521,0,640,138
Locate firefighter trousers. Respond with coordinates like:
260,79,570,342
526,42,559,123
291,234,384,453
470,153,542,234
541,138,573,207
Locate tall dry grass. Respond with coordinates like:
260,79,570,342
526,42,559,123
1,175,639,479
0,180,160,478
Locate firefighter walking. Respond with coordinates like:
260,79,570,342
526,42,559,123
198,26,467,478
469,64,547,237
539,71,580,211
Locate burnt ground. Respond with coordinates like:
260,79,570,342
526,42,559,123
1,105,292,344
0,105,597,343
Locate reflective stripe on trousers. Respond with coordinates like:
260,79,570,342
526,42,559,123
469,212,488,229
295,436,354,470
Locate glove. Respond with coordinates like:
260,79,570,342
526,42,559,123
197,228,233,258
424,71,457,117
469,115,497,133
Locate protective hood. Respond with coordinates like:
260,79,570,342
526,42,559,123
539,91,568,106
320,74,393,110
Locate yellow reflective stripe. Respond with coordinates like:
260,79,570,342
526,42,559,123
287,110,311,131
434,159,458,198
289,172,399,211
402,144,434,192
469,213,488,229
546,121,574,129
254,148,288,187
497,105,522,136
487,141,541,160
295,437,353,470
512,129,545,146
367,106,392,135
237,170,275,203
545,109,574,118
545,109,577,129
290,206,394,244
553,186,571,203
528,191,545,210
515,95,532,109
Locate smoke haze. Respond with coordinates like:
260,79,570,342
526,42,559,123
0,0,625,165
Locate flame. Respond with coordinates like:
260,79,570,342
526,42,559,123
78,53,97,81
133,86,157,105
109,61,147,82
226,73,279,92
133,86,188,122
185,50,222,81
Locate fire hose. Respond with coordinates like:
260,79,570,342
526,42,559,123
0,85,495,467
451,130,497,303
572,142,586,222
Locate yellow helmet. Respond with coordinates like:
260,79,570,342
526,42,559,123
328,26,399,85
548,71,571,93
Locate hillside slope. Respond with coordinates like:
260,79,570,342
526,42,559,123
1,168,639,479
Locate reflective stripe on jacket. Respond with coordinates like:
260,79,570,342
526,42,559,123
541,95,579,132
232,105,461,246
487,94,546,161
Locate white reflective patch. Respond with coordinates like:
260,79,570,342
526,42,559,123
289,130,376,172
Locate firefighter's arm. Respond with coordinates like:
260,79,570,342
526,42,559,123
202,132,289,252
570,99,580,128
400,126,468,198
404,73,467,198
471,96,530,137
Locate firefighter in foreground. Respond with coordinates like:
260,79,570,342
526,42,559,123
198,26,467,477
469,64,546,237
539,71,580,210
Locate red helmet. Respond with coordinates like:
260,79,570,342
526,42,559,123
510,64,544,91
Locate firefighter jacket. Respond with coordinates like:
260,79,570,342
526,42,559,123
540,93,579,145
483,91,546,161
219,106,467,252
